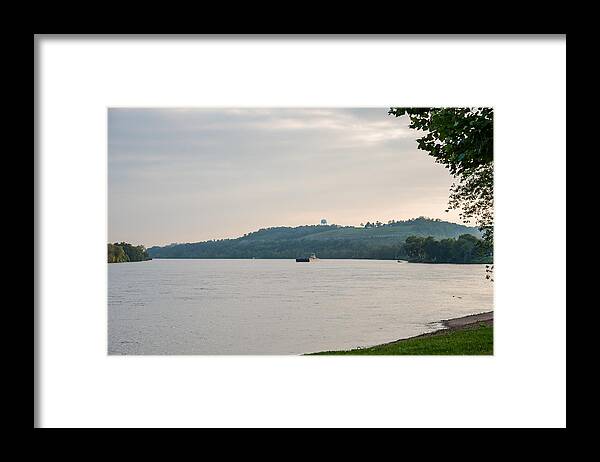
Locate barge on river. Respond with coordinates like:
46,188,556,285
296,253,317,262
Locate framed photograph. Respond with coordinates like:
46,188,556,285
107,107,494,356
35,34,566,428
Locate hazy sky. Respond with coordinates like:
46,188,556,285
108,108,462,247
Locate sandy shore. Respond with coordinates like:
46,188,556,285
441,311,493,329
308,311,494,354
371,310,494,346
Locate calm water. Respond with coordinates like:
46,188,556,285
108,259,493,355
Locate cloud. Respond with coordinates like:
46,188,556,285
108,108,460,246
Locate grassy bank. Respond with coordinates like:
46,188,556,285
309,323,493,355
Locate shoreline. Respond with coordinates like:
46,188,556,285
367,310,494,345
441,311,493,330
148,257,492,264
308,311,493,355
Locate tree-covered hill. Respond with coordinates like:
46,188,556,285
147,217,485,261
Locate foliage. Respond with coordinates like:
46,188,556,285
147,218,483,260
388,108,494,246
402,234,492,264
310,324,493,355
107,243,129,263
107,242,151,263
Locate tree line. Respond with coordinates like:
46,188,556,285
360,217,444,228
107,242,151,263
402,234,492,264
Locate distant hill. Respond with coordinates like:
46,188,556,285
147,217,483,260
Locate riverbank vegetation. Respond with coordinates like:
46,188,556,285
310,323,493,355
107,242,151,263
403,234,492,264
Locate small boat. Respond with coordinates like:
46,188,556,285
296,253,317,263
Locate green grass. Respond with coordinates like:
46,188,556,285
309,324,493,355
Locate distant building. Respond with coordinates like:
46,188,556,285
320,219,327,225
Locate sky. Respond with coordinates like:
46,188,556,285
108,108,462,247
